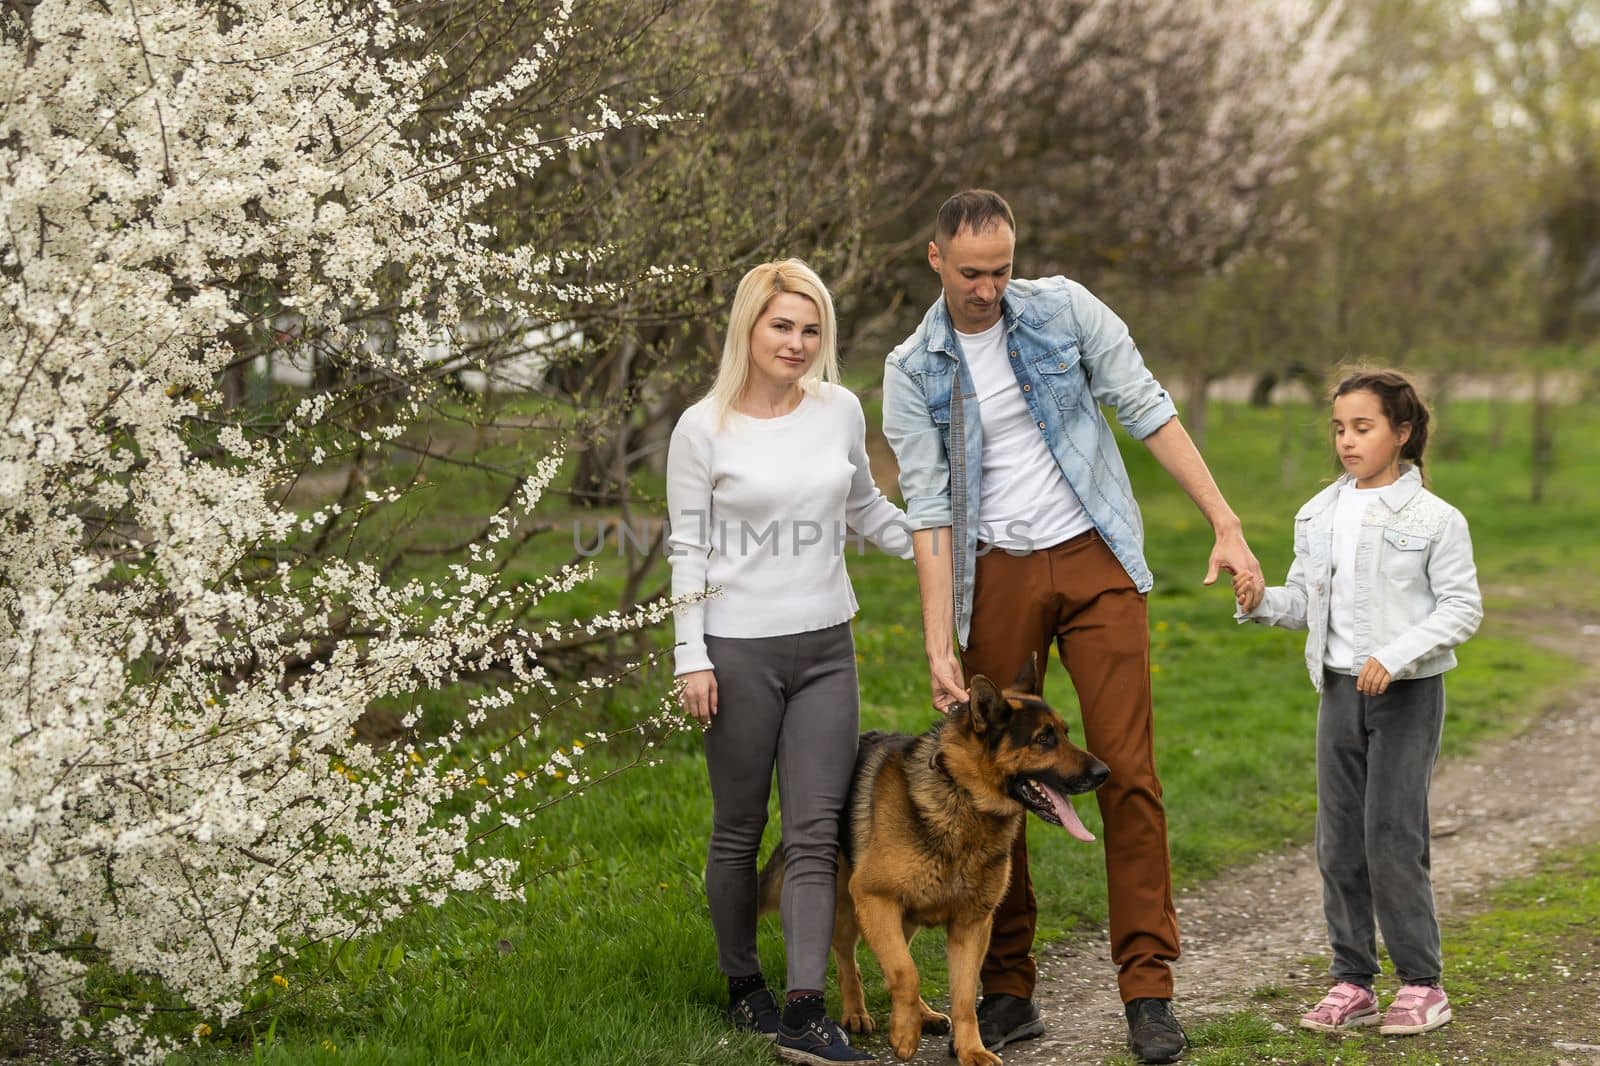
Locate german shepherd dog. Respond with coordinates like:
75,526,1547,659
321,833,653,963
759,656,1109,1066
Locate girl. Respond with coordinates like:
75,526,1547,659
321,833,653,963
667,259,910,1065
1233,369,1482,1037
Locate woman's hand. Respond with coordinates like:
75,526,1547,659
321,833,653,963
679,669,718,728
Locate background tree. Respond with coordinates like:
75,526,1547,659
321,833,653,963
0,2,684,1057
1471,0,1600,501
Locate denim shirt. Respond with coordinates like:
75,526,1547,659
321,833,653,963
881,277,1178,648
1237,466,1483,691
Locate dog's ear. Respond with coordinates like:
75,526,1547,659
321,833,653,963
965,675,1011,735
1010,653,1042,696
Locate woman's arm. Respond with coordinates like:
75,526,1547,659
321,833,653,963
665,417,716,676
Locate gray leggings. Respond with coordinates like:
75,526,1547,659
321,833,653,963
1316,670,1446,986
702,622,859,991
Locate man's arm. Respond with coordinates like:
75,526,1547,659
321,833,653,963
1141,417,1265,588
884,356,969,711
912,526,967,711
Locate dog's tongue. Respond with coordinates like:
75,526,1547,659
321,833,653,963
1040,782,1096,842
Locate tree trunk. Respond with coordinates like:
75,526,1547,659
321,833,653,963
570,424,631,508
1248,371,1278,407
570,336,639,508
220,361,249,409
1279,402,1299,490
1184,367,1211,453
1530,363,1554,505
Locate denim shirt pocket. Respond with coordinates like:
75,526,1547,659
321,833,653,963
1031,342,1087,411
925,367,952,413
1381,526,1429,584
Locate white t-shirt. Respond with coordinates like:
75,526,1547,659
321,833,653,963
957,319,1093,551
1325,482,1387,672
665,382,913,676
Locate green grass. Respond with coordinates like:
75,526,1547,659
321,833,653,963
1165,844,1600,1065
154,398,1597,1064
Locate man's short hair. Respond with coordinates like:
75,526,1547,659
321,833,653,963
934,189,1015,246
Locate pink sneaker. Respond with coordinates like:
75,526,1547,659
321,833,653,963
1379,984,1452,1035
1299,982,1380,1032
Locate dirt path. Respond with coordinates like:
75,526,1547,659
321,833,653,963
908,654,1600,1064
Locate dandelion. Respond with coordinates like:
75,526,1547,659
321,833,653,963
271,975,289,990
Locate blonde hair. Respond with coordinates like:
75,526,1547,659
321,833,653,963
708,258,840,424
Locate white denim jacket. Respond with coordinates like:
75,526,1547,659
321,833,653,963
1237,466,1482,691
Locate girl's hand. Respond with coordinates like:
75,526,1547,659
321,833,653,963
1233,572,1263,613
679,670,718,728
1356,659,1392,696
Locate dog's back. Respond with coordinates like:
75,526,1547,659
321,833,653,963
842,728,922,865
755,728,918,913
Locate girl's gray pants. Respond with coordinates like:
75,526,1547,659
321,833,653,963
702,622,858,991
1316,669,1446,985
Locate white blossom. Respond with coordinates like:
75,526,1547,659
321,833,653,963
0,1,683,1058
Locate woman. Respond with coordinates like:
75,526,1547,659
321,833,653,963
667,259,910,1065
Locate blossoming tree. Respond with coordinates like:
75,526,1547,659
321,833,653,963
0,1,680,1058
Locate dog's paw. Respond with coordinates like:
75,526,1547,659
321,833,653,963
841,1007,875,1034
955,1046,1003,1066
918,1008,950,1034
888,1015,921,1060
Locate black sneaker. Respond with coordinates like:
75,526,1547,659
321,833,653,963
948,993,1046,1054
1126,997,1187,1064
728,985,781,1041
775,1014,878,1064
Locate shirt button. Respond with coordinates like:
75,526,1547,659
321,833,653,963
1037,421,1046,429
1010,350,1019,359
1022,384,1031,392
1058,362,1067,369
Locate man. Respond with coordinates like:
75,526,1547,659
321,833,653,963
881,190,1263,1064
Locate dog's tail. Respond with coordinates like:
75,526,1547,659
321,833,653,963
756,847,785,917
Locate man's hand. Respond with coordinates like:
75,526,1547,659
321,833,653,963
1204,526,1264,590
911,527,966,712
928,650,968,713
679,669,718,727
1139,420,1265,593
1356,659,1392,696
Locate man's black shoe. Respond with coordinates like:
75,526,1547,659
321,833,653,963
947,993,1045,1055
1125,997,1186,1064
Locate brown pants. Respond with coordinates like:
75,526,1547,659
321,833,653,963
963,530,1180,1003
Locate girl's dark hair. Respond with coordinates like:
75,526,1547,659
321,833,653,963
1331,368,1431,474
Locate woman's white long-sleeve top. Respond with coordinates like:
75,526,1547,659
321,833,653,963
666,382,914,676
